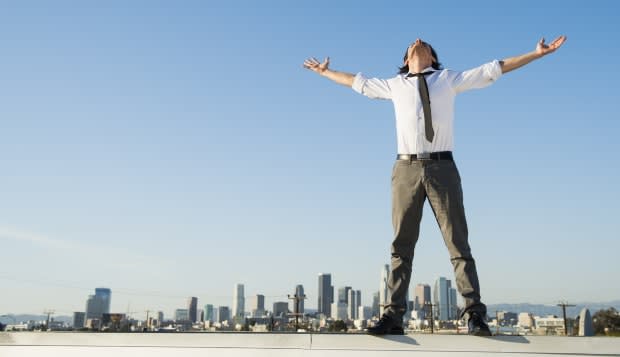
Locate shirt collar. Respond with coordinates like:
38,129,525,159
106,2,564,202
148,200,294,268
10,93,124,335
405,66,436,77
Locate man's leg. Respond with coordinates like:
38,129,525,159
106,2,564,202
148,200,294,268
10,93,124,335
385,160,426,320
424,160,486,319
369,160,426,335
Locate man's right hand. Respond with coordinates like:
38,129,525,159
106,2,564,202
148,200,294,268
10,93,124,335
302,56,355,87
303,57,330,74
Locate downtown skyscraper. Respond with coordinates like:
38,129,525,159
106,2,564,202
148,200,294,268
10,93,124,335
233,283,245,319
294,284,305,315
433,277,457,321
187,297,198,323
85,287,111,324
317,273,333,317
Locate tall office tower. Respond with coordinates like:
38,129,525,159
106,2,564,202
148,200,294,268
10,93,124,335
355,290,362,315
347,289,356,320
433,277,453,321
331,301,348,320
372,291,380,317
233,283,245,319
85,287,112,321
379,265,390,316
187,297,198,323
251,295,265,317
95,288,111,314
449,287,458,320
157,311,164,326
204,304,214,322
72,312,85,328
294,285,305,315
318,273,333,316
273,302,289,318
338,286,352,304
414,284,431,319
218,306,230,323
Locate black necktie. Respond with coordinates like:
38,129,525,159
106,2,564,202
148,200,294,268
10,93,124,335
407,71,434,142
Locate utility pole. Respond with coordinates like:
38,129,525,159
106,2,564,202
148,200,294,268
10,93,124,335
557,302,575,336
43,310,55,331
288,293,307,331
424,302,435,334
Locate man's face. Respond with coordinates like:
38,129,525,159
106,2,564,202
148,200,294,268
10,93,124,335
406,38,435,65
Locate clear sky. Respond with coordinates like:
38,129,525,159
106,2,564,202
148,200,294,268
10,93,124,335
1,1,619,320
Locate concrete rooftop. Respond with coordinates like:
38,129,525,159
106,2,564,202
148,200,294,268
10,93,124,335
1,332,619,356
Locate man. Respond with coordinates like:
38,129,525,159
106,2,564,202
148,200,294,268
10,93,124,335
303,35,566,336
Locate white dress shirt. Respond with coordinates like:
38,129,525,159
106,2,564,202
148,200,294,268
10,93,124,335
352,60,502,155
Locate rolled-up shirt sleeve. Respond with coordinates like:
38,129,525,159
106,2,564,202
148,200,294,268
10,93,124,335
450,60,502,94
352,73,392,100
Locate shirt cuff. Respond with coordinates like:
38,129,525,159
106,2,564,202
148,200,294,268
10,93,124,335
352,72,366,94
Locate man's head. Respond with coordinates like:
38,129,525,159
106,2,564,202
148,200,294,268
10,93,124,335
398,39,442,74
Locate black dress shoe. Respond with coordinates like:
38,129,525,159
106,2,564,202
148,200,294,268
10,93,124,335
367,314,404,335
468,312,492,336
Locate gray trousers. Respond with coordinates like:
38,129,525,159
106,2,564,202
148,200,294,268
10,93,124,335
385,159,486,321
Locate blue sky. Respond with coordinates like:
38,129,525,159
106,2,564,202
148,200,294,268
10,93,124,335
1,1,619,319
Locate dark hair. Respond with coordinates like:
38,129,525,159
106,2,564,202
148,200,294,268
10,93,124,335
398,42,442,74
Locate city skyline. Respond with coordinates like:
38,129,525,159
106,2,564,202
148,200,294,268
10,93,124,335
2,1,619,317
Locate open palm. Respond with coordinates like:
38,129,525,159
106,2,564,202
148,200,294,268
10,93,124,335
536,35,567,56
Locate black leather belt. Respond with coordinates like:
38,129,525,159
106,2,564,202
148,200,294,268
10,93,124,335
397,151,453,161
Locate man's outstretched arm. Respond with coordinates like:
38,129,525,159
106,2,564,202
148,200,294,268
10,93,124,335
303,57,355,87
500,35,567,74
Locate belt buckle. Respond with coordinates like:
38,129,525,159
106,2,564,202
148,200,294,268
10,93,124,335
417,152,431,160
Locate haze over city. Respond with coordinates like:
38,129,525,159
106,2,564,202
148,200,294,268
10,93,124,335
1,1,619,319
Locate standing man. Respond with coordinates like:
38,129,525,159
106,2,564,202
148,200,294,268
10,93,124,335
303,35,566,336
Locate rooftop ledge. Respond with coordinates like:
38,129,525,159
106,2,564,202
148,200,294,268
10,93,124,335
1,332,619,357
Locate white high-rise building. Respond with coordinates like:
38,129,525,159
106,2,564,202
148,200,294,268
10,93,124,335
233,283,245,319
379,265,390,316
331,302,348,321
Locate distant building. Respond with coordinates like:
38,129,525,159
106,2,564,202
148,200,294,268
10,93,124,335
535,315,565,335
188,297,198,323
518,312,534,328
433,277,457,321
379,265,390,316
251,295,265,317
175,309,189,322
218,306,230,323
273,302,288,318
233,284,245,319
294,285,305,315
72,312,85,329
338,286,352,304
204,305,214,322
358,306,372,320
318,273,333,317
497,311,518,326
331,302,348,321
372,291,380,318
157,311,164,327
414,284,431,320
85,288,112,322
